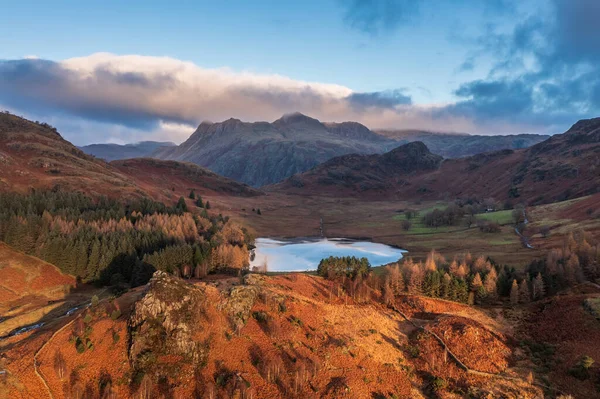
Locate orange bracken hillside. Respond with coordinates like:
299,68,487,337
2,272,543,399
0,242,75,315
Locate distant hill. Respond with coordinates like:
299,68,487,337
80,141,176,161
375,129,549,159
0,112,260,200
152,113,399,187
277,141,442,194
273,118,600,205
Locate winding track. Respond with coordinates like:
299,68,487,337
33,314,81,399
388,303,564,394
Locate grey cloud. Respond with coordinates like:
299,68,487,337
346,89,412,109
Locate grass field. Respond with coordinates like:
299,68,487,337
477,210,514,225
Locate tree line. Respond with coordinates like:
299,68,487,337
0,190,253,286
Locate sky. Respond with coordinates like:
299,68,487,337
0,0,599,145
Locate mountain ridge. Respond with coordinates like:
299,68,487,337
272,118,600,205
151,112,549,187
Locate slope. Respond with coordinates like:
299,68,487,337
0,112,261,202
80,141,176,161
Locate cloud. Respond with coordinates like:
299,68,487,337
340,0,421,35
442,0,600,131
0,53,355,131
347,89,412,109
3,53,474,143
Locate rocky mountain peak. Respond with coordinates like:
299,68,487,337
273,112,323,128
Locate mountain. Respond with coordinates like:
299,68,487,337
0,112,260,200
152,113,398,187
80,141,176,161
152,113,550,187
375,129,550,159
273,118,600,204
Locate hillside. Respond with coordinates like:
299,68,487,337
80,141,176,161
274,118,600,205
152,113,398,187
1,271,543,399
0,112,260,201
376,129,549,159
111,158,262,198
279,141,442,194
0,242,75,337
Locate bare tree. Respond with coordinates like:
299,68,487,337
53,351,67,380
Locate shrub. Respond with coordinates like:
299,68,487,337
252,311,269,323
91,295,99,307
111,309,122,320
75,337,86,354
569,356,594,380
430,376,447,391
83,313,93,324
401,220,411,231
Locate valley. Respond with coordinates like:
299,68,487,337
0,112,599,399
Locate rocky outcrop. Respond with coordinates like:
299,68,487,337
128,271,209,372
221,274,265,331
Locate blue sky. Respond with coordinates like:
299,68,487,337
0,0,598,144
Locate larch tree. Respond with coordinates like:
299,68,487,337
519,279,531,303
510,279,519,305
532,272,545,300
471,273,483,291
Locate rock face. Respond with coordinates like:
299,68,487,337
128,271,209,372
152,113,398,187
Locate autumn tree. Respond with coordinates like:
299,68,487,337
383,276,394,305
387,264,405,295
532,273,545,300
510,279,519,305
519,278,531,303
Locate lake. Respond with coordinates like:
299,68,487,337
250,238,406,272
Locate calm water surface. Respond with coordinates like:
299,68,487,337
250,237,406,272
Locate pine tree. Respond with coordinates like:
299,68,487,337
176,197,188,213
195,197,204,208
205,201,211,210
532,273,545,300
519,279,531,303
441,273,452,299
510,279,519,305
189,189,196,200
257,208,261,215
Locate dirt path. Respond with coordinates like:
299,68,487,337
33,314,81,399
388,303,566,394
